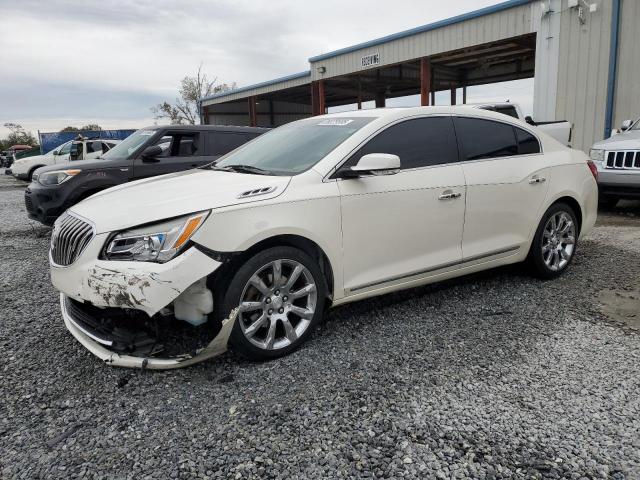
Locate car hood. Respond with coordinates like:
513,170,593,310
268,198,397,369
70,169,291,234
35,157,126,174
14,154,44,165
592,129,640,150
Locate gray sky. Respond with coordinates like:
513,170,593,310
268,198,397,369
0,0,533,138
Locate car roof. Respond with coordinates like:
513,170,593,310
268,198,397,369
140,124,269,133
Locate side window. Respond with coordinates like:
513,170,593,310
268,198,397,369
58,142,72,155
101,142,114,153
346,117,458,170
150,133,199,157
454,117,518,161
494,106,519,119
208,132,254,156
515,127,541,154
86,141,102,154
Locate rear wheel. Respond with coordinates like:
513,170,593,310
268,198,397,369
527,202,578,279
219,246,326,360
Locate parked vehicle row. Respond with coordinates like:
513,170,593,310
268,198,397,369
10,136,121,181
24,125,266,225
1,144,35,168
47,107,598,368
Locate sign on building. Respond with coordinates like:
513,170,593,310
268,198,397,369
361,53,380,68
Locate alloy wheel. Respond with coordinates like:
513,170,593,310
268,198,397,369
238,259,317,350
541,211,576,271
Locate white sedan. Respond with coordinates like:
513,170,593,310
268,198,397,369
49,107,598,367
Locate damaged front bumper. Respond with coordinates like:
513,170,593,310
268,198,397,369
51,233,235,368
60,293,237,369
51,232,222,317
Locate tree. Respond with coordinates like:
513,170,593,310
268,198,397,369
2,123,37,148
61,124,102,132
152,64,235,125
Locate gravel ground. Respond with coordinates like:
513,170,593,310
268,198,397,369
1,170,640,479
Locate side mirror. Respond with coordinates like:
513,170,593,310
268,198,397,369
341,153,400,178
53,150,59,155
524,115,536,126
141,145,163,161
621,119,633,131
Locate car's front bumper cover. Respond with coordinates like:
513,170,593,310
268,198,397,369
61,293,237,369
51,232,222,317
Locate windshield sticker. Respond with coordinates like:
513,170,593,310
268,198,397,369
317,119,354,126
139,130,156,136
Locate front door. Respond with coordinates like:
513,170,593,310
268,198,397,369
336,116,466,295
132,131,209,179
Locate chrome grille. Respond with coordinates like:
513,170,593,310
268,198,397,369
605,150,640,170
50,212,94,266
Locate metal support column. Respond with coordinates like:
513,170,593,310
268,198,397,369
420,57,431,106
248,96,257,127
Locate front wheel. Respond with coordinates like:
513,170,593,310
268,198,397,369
219,246,326,360
527,203,578,279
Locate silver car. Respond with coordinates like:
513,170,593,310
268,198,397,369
590,119,640,207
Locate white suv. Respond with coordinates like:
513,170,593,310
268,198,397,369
11,138,120,181
49,107,598,368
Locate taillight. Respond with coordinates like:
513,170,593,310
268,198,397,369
587,160,598,181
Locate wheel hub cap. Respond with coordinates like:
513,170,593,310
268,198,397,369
238,259,317,351
541,211,576,271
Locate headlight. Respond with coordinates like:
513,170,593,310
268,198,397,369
38,169,81,186
589,149,605,162
103,211,209,263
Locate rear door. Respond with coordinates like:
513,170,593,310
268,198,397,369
454,116,550,260
206,131,260,162
132,131,208,179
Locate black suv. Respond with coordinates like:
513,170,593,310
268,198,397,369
25,125,267,225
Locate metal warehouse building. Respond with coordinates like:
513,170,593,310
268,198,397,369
200,0,640,152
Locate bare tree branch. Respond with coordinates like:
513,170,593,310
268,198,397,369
152,63,234,125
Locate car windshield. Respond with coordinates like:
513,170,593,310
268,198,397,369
101,129,155,160
213,117,374,175
630,119,640,130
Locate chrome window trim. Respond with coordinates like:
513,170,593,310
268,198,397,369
324,113,544,182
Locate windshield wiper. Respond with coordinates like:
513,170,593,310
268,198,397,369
217,164,272,175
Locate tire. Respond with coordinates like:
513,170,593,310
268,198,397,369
217,246,327,360
598,194,619,209
27,166,43,182
527,202,579,279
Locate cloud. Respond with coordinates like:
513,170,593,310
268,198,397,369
1,0,524,136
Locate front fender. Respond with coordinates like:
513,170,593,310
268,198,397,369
192,196,345,299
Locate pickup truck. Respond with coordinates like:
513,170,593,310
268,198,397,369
470,102,572,146
11,137,120,181
589,118,640,207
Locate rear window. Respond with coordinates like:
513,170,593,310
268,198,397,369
515,127,541,154
454,117,518,161
208,132,258,156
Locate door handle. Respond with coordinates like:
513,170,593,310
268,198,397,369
439,190,462,200
529,175,546,184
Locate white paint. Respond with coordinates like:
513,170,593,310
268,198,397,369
532,0,561,121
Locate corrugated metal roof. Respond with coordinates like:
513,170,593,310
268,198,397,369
200,70,311,103
309,0,532,62
199,0,532,104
